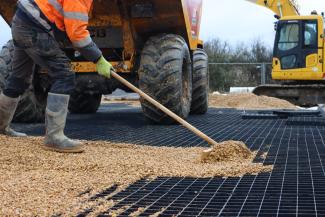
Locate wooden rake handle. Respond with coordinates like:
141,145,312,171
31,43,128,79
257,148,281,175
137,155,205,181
111,71,219,147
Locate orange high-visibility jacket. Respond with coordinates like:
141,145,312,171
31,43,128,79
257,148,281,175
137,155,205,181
34,0,93,48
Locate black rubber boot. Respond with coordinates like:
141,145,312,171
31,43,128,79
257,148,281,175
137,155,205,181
0,93,27,137
44,93,84,153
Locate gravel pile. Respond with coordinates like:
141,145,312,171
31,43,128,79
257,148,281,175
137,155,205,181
200,141,253,163
209,93,296,110
0,136,272,216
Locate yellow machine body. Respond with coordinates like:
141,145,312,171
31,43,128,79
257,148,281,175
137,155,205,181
246,0,300,16
246,0,324,81
272,15,324,81
246,0,325,106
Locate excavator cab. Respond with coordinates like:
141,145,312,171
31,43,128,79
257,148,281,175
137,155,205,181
272,15,324,80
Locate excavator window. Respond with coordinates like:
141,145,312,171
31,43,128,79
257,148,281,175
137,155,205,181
278,22,299,51
304,21,317,48
276,22,300,69
274,19,320,70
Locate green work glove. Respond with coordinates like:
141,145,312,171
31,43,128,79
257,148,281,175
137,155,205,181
96,56,113,78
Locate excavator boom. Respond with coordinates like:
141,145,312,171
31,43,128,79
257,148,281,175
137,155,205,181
245,0,299,17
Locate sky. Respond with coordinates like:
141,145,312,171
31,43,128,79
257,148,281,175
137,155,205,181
200,0,325,48
0,0,324,48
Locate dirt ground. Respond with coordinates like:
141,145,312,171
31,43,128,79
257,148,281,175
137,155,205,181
0,136,272,216
102,99,140,107
103,92,296,110
209,93,297,110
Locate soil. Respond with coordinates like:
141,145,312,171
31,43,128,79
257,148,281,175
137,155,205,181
0,136,272,216
209,93,296,110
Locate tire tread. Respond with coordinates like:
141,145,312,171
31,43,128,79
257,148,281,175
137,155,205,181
0,40,46,123
190,49,209,114
139,34,192,124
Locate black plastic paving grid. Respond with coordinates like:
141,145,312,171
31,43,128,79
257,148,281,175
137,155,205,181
14,106,285,148
13,105,325,216
287,116,325,127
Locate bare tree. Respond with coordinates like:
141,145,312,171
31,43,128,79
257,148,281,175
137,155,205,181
204,38,273,92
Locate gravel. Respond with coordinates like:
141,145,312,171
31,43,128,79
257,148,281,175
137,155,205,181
0,136,272,216
102,92,296,111
209,93,297,110
200,141,253,163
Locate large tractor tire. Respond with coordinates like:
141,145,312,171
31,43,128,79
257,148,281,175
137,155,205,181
68,92,102,114
190,49,209,114
139,34,192,124
0,40,47,123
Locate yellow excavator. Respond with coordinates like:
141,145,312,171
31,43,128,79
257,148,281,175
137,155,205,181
246,0,325,106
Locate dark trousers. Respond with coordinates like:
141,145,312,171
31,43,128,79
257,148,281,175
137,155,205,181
3,14,75,98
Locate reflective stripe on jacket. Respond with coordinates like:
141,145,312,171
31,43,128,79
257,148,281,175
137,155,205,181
18,0,102,62
34,0,92,48
19,0,92,48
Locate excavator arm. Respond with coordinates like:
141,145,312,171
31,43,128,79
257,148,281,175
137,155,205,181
245,0,299,17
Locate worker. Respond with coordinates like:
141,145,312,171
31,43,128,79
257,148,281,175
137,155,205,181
0,0,113,153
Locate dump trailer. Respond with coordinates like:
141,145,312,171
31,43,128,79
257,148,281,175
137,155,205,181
246,0,325,106
0,0,209,123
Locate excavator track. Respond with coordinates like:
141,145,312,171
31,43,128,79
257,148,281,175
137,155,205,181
253,84,325,106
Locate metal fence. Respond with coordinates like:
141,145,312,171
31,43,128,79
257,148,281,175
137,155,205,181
208,62,272,92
